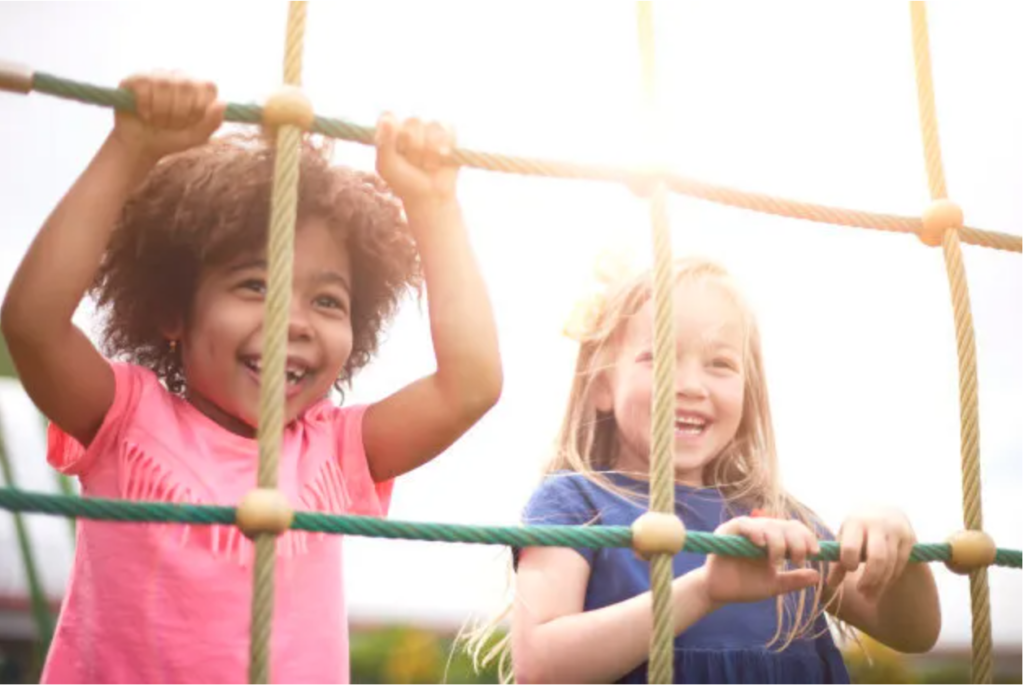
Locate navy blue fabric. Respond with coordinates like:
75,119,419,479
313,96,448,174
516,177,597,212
515,471,850,684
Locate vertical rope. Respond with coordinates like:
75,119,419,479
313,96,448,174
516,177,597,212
910,2,948,202
647,184,677,685
910,3,991,683
249,2,308,683
637,3,676,683
941,228,992,684
0,417,54,671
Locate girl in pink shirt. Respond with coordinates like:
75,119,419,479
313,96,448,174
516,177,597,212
1,72,502,683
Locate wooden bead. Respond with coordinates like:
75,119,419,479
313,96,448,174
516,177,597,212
919,199,963,247
236,488,294,539
262,85,314,131
631,512,687,560
0,61,32,94
944,530,996,575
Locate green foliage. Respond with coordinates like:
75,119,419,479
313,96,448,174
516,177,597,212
350,626,500,684
0,334,15,380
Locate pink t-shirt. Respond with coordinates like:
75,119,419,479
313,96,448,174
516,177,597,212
41,362,392,684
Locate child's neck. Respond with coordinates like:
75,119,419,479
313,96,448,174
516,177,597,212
185,389,257,439
612,451,706,488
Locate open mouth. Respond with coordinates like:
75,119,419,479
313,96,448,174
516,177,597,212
675,413,710,436
241,356,312,387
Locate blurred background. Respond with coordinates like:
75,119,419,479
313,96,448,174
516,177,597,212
1,2,1020,683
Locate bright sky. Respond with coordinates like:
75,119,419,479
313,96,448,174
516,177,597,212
0,2,1020,650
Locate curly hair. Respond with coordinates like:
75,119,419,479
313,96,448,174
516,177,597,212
92,132,422,395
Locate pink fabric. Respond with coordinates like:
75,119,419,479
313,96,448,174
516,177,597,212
41,362,392,684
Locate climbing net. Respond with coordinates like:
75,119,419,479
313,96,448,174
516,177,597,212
0,2,1021,684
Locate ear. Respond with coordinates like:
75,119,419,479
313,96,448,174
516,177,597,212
592,373,614,414
159,319,184,346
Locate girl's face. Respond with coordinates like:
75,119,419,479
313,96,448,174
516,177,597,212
597,280,746,486
175,216,354,437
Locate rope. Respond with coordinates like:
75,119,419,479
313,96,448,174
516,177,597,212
14,72,1018,254
910,3,991,682
248,3,308,683
637,3,675,681
943,224,993,684
646,183,675,685
2,488,1019,567
911,2,948,202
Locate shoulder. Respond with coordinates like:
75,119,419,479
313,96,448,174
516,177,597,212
294,400,371,465
293,400,391,517
522,471,608,527
47,361,174,476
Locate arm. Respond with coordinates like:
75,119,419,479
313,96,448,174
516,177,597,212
512,516,823,684
0,74,222,447
363,117,502,482
1,135,150,445
511,547,717,684
824,509,941,653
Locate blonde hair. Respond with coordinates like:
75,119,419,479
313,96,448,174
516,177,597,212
461,256,845,682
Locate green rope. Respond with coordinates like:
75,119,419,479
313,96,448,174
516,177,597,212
1,488,1019,568
18,71,1020,253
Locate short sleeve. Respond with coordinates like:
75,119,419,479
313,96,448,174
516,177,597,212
513,473,602,569
333,404,392,518
46,362,147,477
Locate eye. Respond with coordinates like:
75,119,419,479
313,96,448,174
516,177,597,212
711,356,739,371
314,294,348,313
635,351,653,364
238,279,266,295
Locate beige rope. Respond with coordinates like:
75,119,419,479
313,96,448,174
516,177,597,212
249,2,308,683
910,3,992,682
636,3,676,683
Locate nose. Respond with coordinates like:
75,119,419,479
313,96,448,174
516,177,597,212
675,359,708,400
287,296,314,341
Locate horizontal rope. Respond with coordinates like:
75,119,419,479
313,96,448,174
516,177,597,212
12,70,1018,254
1,488,1020,568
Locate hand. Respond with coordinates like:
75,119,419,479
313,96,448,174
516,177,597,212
112,71,225,164
374,113,458,212
699,516,822,607
826,505,916,602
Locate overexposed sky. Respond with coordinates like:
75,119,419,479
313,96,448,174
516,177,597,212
0,2,1020,650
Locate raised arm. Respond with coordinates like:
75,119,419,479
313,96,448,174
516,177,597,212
0,74,223,446
362,115,502,482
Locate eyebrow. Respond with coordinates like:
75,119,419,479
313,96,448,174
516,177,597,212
312,270,352,294
226,260,351,294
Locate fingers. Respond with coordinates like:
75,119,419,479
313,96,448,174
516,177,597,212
197,98,226,140
733,517,820,568
396,117,425,168
892,536,912,586
838,519,864,572
149,72,174,129
857,529,893,600
774,568,821,595
376,113,455,171
763,526,788,568
121,74,154,124
782,522,815,568
423,121,453,172
121,72,219,132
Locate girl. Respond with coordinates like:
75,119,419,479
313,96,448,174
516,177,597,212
471,256,939,684
1,73,502,683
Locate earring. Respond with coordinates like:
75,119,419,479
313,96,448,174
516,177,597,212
169,340,178,353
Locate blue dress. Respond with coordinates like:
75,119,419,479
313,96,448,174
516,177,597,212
515,471,851,684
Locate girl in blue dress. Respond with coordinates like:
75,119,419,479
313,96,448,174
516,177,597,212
471,256,940,684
